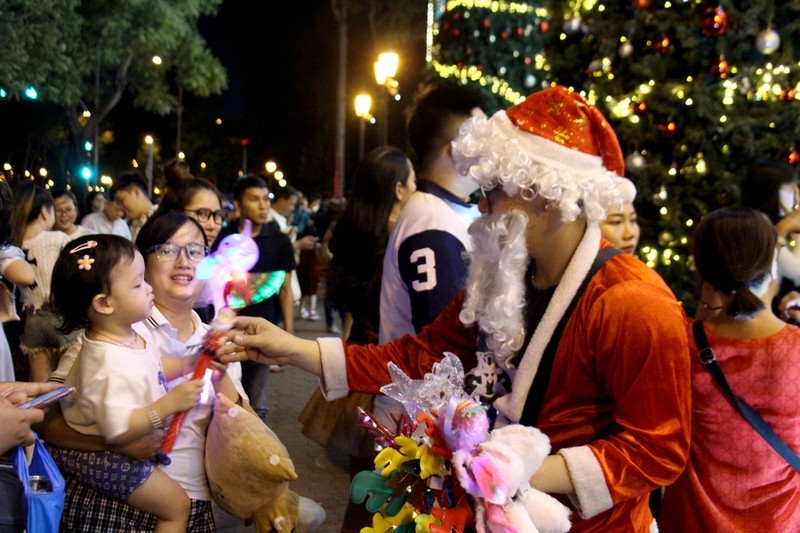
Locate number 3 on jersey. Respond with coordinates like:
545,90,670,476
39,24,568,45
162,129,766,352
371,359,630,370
410,247,437,291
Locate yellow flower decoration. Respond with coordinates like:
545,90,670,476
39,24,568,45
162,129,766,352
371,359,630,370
385,505,415,526
374,436,419,477
416,443,445,479
361,512,395,533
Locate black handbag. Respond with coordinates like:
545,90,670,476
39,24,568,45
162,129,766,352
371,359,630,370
0,461,26,532
692,320,800,472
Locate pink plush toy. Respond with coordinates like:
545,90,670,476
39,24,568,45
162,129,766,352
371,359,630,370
451,425,572,533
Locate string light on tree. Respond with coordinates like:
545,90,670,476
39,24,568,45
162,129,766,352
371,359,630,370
431,0,800,310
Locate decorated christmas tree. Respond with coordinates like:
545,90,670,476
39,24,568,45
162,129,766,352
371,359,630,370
430,0,800,309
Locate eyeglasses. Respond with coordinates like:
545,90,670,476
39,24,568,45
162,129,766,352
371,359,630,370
147,243,208,263
184,208,227,224
55,208,75,216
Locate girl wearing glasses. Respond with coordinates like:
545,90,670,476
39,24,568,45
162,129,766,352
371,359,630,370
50,233,205,533
152,177,228,323
42,213,257,531
153,176,227,247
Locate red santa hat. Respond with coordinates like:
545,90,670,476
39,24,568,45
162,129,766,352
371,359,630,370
452,86,626,223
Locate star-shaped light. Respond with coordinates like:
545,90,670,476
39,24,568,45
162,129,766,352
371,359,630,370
380,352,466,419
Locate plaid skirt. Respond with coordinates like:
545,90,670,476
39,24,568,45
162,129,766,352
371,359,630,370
60,476,215,532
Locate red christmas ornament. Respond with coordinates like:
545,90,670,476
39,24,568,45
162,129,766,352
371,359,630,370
786,150,800,165
453,28,461,37
501,30,510,39
465,47,473,56
781,86,798,102
700,6,728,37
634,0,651,9
442,22,450,31
481,18,491,29
712,57,730,78
654,34,671,54
539,20,550,33
658,121,678,138
452,11,461,21
516,26,525,36
633,101,648,115
524,56,532,65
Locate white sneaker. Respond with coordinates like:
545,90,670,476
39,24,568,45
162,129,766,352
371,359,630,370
299,308,310,320
309,310,321,321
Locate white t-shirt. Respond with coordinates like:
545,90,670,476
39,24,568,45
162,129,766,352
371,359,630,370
56,307,247,501
81,212,133,240
62,328,168,440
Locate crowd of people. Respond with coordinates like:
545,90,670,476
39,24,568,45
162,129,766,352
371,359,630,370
2,80,799,532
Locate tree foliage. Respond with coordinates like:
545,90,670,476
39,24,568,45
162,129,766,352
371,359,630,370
432,0,800,309
0,0,227,176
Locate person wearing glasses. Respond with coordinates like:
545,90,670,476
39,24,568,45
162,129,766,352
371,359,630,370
151,176,228,322
52,188,95,239
41,213,290,531
48,232,206,532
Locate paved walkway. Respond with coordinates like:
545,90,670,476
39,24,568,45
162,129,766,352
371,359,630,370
216,303,351,532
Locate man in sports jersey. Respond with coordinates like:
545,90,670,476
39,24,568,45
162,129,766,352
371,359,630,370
219,86,691,532
378,82,487,344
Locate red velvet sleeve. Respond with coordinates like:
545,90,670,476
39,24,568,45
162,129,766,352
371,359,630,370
343,289,479,393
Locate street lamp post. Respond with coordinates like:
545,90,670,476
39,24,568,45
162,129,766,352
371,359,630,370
374,52,399,147
144,135,154,198
354,94,373,161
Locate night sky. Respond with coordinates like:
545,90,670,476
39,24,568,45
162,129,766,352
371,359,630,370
0,1,428,196
196,1,427,193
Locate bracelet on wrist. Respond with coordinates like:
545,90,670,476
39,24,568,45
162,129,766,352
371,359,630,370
147,409,163,429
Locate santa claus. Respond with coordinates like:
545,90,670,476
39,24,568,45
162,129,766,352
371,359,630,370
219,86,692,532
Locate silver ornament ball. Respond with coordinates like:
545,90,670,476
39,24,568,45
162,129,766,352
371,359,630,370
524,74,537,88
626,152,646,170
756,28,781,55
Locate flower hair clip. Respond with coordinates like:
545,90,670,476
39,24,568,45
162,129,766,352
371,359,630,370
70,240,98,271
77,255,95,271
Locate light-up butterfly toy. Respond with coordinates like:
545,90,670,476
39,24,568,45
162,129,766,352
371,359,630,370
157,220,286,456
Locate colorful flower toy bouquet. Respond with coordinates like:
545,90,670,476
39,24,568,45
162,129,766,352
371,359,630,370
350,353,573,533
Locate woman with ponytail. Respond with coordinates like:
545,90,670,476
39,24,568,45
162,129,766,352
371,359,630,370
660,206,800,531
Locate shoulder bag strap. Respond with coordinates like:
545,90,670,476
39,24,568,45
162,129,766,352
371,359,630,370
692,320,800,472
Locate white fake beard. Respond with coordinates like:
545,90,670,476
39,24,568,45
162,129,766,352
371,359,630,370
459,210,530,367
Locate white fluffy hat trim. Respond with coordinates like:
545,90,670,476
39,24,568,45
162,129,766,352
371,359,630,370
452,110,624,224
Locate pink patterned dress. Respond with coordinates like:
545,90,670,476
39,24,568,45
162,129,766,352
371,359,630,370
660,319,800,532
